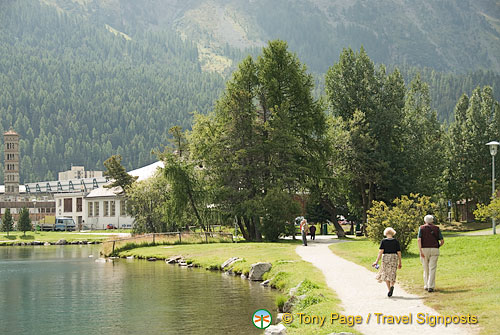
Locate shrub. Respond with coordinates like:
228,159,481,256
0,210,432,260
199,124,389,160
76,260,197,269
275,295,287,312
296,294,324,310
296,279,320,295
261,188,301,241
366,193,436,253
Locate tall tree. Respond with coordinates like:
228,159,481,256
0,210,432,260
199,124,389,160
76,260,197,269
2,208,13,236
325,47,405,223
103,155,138,192
400,74,444,196
18,207,31,236
161,152,207,232
191,40,325,241
126,171,170,234
446,86,500,221
168,126,188,157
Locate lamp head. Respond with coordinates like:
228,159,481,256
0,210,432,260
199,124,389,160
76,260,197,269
486,141,500,157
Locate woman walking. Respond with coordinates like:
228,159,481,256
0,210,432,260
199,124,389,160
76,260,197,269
372,227,402,297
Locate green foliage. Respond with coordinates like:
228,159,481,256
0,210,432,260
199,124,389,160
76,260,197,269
445,86,500,218
103,155,138,191
270,271,291,290
126,171,170,234
18,207,31,236
1,209,13,236
0,0,225,182
191,40,325,241
474,198,500,222
366,194,437,253
275,294,287,312
325,47,407,222
296,279,320,295
261,188,301,241
161,152,207,232
296,294,324,310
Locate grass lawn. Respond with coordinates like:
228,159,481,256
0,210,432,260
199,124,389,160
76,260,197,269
330,235,500,334
0,231,114,244
119,241,359,335
439,221,492,232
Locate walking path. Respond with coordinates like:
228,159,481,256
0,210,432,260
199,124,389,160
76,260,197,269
296,237,476,335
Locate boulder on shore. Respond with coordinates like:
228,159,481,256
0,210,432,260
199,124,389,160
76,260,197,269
55,239,67,245
221,257,241,269
248,262,272,281
265,324,286,335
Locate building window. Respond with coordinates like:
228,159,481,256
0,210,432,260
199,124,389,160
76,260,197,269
94,202,100,216
120,200,126,216
110,201,115,217
76,198,82,212
104,201,109,217
64,198,72,212
88,201,93,217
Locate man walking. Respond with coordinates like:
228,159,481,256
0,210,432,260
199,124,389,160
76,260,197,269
309,224,316,240
418,215,444,292
300,219,309,246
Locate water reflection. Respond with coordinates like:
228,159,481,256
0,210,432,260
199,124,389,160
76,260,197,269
0,246,277,334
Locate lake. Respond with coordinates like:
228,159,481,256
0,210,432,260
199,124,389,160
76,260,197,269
0,246,277,334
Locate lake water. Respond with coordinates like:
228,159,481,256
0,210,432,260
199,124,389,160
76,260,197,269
0,246,277,334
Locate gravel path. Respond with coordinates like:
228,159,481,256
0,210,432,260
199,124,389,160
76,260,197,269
296,238,476,335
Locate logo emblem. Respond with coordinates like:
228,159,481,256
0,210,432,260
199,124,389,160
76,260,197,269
252,309,272,329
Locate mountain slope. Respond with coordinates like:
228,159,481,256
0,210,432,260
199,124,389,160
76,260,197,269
41,0,500,74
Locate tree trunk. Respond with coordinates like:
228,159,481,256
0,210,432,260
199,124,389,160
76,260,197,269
465,199,468,222
254,217,262,241
237,216,249,241
319,194,345,237
187,188,206,231
244,216,256,241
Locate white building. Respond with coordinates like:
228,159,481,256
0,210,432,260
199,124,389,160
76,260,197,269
58,166,103,181
54,161,164,230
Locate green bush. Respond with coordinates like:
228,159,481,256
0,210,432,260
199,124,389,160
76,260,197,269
296,279,320,295
275,295,287,312
366,193,436,253
261,188,301,241
296,294,324,310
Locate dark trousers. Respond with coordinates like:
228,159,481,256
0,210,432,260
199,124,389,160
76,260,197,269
310,232,315,240
301,231,307,246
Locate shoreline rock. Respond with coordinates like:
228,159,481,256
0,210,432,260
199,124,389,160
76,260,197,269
249,262,272,281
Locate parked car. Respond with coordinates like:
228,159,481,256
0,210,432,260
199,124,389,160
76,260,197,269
106,224,117,230
54,217,76,231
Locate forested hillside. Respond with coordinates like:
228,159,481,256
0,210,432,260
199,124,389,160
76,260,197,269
1,0,500,182
42,0,500,74
0,0,225,182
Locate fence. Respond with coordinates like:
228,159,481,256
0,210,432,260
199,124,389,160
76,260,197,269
101,232,234,256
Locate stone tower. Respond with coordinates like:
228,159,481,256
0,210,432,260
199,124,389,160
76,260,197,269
4,129,20,195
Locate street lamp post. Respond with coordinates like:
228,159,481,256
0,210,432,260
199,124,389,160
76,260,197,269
486,141,499,235
32,198,37,233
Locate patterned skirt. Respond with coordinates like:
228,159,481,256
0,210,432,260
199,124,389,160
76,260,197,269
375,253,399,283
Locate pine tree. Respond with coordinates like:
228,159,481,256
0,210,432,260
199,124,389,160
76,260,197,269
18,207,32,236
103,155,138,192
2,208,13,236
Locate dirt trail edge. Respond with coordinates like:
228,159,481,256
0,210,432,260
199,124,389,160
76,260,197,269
295,239,477,335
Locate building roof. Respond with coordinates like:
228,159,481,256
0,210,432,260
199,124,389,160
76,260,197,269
128,161,164,181
86,186,123,198
3,129,18,136
0,161,164,195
